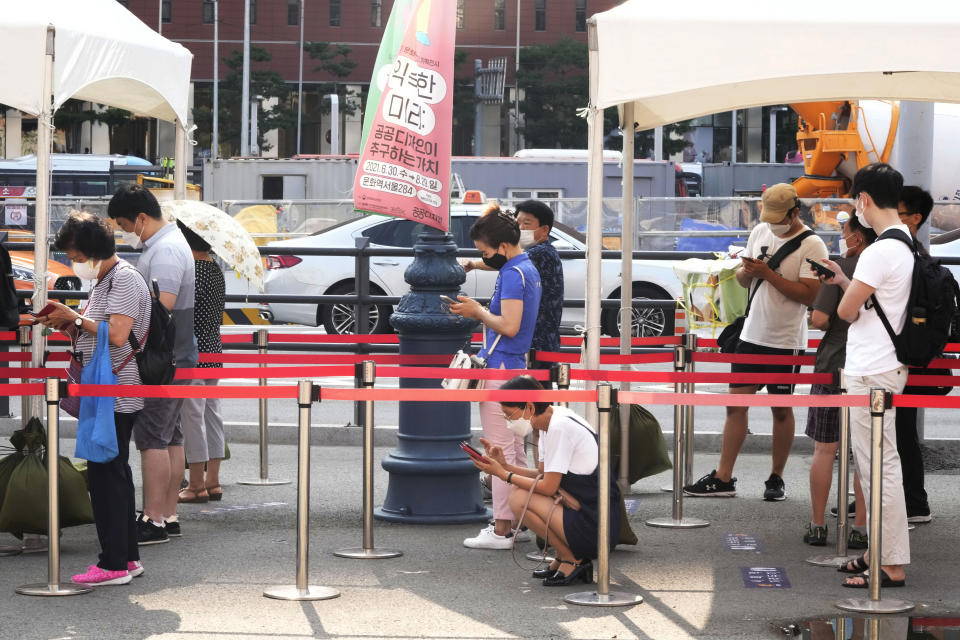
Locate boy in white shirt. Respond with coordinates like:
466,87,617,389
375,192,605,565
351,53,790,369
820,162,911,589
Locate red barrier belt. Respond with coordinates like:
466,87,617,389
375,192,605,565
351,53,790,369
893,394,960,409
0,353,30,362
558,336,682,347
320,388,596,403
619,391,869,408
378,366,551,381
0,383,44,396
532,351,675,365
199,353,452,365
0,367,67,378
69,383,299,399
0,331,15,341
174,365,357,380
570,370,833,385
691,352,816,366
220,334,251,344
267,333,402,344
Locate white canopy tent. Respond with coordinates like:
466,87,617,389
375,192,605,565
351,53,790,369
583,0,960,443
0,0,193,416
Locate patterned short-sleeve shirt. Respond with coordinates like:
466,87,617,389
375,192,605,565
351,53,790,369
525,241,564,353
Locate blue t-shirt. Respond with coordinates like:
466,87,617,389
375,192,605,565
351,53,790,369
479,253,541,369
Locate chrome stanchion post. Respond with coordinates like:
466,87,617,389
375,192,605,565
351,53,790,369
240,329,289,486
565,384,642,608
19,325,30,427
648,346,708,529
808,369,858,567
683,332,696,486
556,362,571,408
264,381,339,601
335,361,401,559
16,379,90,596
836,388,913,614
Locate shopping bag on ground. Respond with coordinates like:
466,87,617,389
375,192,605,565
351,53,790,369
608,402,672,484
75,322,118,463
0,419,94,538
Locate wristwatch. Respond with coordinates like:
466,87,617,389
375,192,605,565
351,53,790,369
74,316,84,330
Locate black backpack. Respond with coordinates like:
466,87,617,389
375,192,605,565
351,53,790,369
870,229,960,368
130,277,177,385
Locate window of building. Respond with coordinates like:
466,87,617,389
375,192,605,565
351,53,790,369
202,0,215,24
494,0,506,30
330,0,341,27
535,0,546,31
575,0,586,32
288,0,299,25
456,0,465,29
370,0,382,27
161,0,172,23
250,0,257,25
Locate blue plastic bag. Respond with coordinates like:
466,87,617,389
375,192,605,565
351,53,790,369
75,322,118,463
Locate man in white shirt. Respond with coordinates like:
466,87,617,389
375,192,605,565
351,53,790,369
685,184,827,500
822,162,911,588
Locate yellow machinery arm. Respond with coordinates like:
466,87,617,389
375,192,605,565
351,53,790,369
789,100,900,199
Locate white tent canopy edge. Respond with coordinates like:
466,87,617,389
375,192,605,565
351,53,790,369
583,0,960,431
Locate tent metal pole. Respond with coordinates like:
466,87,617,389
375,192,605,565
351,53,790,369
212,0,219,159
618,102,634,491
584,21,602,430
29,26,55,420
296,0,305,156
174,122,186,199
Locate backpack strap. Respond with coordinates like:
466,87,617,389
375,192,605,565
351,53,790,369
868,228,918,349
743,229,815,318
485,265,527,358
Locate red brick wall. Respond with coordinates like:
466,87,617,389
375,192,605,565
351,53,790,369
125,0,620,84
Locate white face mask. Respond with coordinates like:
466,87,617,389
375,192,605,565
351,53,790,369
854,197,872,229
518,229,537,249
505,405,534,438
72,259,101,281
122,216,144,249
838,238,849,258
768,221,791,236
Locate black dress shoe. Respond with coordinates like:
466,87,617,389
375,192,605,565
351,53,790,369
532,565,559,579
542,561,593,587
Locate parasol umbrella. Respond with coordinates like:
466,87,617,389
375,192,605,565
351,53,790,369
160,200,264,292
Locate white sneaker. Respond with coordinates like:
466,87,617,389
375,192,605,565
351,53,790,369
463,525,513,550
513,528,533,543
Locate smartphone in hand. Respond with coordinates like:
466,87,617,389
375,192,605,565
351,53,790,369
806,257,835,279
28,303,57,318
460,440,490,464
439,295,457,305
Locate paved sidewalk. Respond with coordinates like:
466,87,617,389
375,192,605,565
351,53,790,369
0,440,957,640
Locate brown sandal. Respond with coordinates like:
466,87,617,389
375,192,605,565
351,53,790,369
205,485,223,502
178,487,209,504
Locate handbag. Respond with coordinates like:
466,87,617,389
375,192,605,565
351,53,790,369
60,351,83,419
441,331,502,390
75,322,119,463
717,230,815,353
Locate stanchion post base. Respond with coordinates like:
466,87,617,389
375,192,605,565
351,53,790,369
16,583,91,597
564,590,644,607
660,485,673,493
0,545,22,557
333,547,402,559
645,516,709,529
263,585,341,601
526,550,555,563
806,554,859,568
237,478,291,486
835,597,914,614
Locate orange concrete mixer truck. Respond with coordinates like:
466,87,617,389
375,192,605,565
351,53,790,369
790,100,960,229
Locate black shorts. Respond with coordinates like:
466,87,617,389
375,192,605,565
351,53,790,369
729,340,800,394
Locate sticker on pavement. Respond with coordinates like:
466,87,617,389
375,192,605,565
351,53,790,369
725,533,762,551
624,499,641,514
741,566,790,588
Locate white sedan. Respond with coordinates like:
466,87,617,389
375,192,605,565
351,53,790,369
260,209,683,336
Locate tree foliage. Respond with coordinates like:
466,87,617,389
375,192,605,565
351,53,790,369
52,100,134,153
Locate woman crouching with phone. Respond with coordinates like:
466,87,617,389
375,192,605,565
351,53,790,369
470,375,621,586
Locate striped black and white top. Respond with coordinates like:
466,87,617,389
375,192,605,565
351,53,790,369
75,260,151,414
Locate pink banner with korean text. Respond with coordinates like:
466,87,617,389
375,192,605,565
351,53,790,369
353,0,455,232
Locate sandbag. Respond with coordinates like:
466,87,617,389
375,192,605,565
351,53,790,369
608,402,672,484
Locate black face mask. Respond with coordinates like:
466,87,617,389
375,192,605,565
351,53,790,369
482,253,508,270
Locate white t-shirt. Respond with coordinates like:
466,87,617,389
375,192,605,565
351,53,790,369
845,224,914,376
740,224,828,349
540,406,598,476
